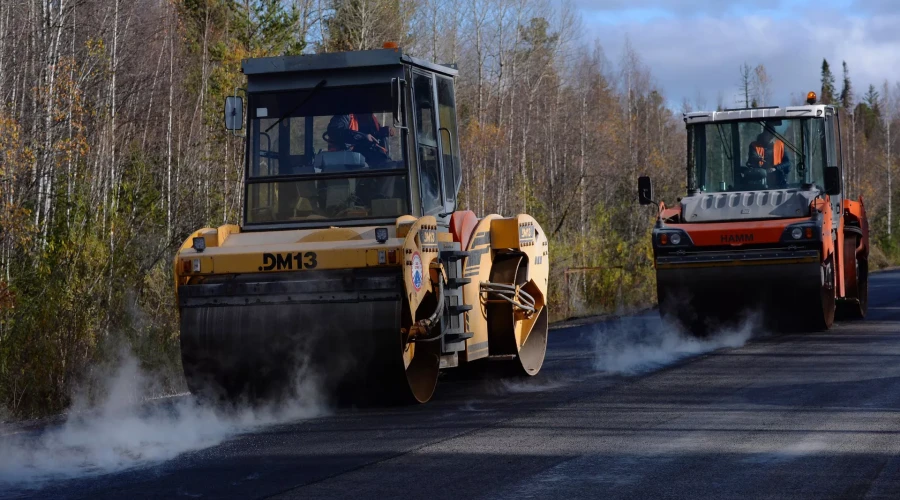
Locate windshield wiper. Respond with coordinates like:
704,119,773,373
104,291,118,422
265,79,327,133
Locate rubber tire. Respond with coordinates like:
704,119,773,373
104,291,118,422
817,256,836,330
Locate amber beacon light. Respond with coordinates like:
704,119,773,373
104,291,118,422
806,91,817,105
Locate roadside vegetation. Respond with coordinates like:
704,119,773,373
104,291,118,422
0,0,897,417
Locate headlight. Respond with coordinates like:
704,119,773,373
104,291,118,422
192,237,206,252
655,229,691,247
781,222,820,243
375,227,389,243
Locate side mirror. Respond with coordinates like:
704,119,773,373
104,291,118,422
224,96,244,131
638,176,654,205
824,166,841,195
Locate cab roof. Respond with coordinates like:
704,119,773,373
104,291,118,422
683,104,833,124
242,49,457,77
240,49,457,93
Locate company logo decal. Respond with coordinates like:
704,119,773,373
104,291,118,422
411,252,423,291
720,233,754,244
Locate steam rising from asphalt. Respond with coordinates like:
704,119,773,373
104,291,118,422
0,312,760,488
0,352,327,488
592,314,757,375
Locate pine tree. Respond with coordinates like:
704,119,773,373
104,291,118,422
840,61,853,109
821,59,836,104
865,84,881,116
738,63,752,108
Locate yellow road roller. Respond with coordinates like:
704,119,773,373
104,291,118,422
173,47,550,404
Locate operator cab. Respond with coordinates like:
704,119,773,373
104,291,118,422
639,93,843,211
225,47,462,229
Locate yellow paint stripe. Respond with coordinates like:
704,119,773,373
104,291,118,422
656,256,819,270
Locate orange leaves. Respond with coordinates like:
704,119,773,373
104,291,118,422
0,114,36,251
0,114,33,179
460,120,502,155
0,280,13,312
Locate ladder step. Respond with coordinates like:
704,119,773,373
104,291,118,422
446,277,471,288
440,250,469,262
444,331,474,343
448,304,473,315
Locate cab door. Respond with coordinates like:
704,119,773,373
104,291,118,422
825,108,843,227
435,74,461,214
412,71,443,216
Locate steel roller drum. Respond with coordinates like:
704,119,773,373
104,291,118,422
657,256,828,333
179,268,438,404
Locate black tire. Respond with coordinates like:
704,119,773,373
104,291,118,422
818,256,836,330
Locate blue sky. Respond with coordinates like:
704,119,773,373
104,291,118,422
577,0,900,109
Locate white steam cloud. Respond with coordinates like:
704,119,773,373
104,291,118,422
592,314,757,375
0,351,327,489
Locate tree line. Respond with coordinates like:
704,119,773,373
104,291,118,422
0,0,896,417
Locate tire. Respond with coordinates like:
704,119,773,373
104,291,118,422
819,256,836,330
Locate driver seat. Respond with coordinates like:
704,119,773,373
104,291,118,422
736,168,768,191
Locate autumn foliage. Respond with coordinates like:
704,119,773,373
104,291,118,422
0,1,897,417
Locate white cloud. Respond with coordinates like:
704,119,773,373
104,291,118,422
584,9,900,107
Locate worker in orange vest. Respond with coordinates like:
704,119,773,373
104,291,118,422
326,113,394,166
746,124,792,179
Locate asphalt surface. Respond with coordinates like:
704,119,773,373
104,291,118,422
5,270,900,499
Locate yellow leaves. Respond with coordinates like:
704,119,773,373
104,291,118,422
0,279,14,312
0,115,32,178
86,37,105,57
0,115,37,251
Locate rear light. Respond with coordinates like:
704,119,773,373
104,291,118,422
182,260,191,274
387,249,398,264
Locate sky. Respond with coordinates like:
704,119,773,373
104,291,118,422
577,0,900,109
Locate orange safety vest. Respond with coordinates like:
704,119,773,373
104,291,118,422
348,113,382,133
329,114,387,155
754,140,785,167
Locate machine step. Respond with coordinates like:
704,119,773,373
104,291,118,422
444,331,474,342
446,277,471,289
448,304,473,315
440,250,469,262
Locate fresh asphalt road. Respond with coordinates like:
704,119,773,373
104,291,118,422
6,270,900,499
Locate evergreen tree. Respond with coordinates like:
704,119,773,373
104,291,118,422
865,84,881,116
738,63,752,108
840,61,853,109
821,59,836,104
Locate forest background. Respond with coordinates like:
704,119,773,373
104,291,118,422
0,0,896,417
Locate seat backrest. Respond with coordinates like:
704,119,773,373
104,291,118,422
449,210,479,250
314,151,367,171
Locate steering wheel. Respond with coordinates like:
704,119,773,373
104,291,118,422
334,206,369,218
